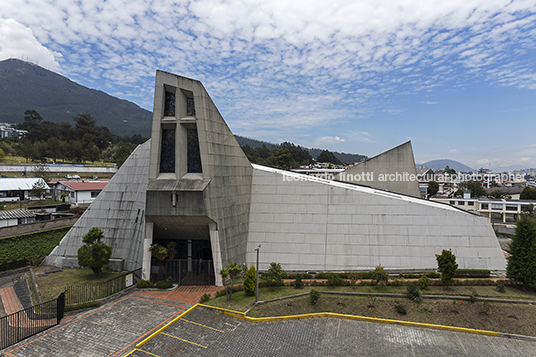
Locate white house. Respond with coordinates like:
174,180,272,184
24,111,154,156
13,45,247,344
53,181,108,205
0,178,50,202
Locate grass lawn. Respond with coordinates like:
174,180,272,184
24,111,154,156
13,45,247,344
34,266,124,302
204,282,536,336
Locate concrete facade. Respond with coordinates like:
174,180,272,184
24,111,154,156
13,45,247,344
44,71,507,283
247,166,505,272
43,141,150,271
337,141,421,198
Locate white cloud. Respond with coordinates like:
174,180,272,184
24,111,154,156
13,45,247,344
422,101,439,105
0,18,60,70
318,136,346,144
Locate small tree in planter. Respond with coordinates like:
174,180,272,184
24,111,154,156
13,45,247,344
77,227,112,277
149,244,168,281
436,249,458,289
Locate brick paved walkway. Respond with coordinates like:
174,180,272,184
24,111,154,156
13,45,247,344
2,296,188,357
133,285,221,305
0,286,23,316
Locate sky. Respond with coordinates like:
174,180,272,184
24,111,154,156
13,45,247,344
1,0,536,171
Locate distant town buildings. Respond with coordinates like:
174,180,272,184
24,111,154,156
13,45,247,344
0,123,27,139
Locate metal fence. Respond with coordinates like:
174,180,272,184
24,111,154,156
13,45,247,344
151,259,214,286
64,268,141,306
0,293,64,350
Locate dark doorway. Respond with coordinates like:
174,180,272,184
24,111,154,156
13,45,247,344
151,239,214,285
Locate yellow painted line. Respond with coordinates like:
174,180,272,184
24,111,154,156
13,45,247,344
161,332,207,348
199,304,500,337
182,318,225,333
124,348,161,357
136,304,199,348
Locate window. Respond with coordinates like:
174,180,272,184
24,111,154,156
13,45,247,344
491,203,502,210
187,129,202,173
164,91,176,117
481,203,489,209
449,201,455,205
468,201,474,206
458,201,465,206
186,97,195,116
160,129,176,173
91,191,100,198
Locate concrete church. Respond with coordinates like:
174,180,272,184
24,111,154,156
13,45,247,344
44,71,507,286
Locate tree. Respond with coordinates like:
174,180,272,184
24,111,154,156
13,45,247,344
243,265,257,296
31,163,51,182
427,180,439,196
316,150,342,165
273,147,296,170
166,241,177,260
506,214,536,290
489,190,507,199
77,228,113,277
457,181,486,198
261,262,286,290
219,267,229,300
371,263,389,286
225,263,242,301
436,249,458,288
30,179,47,200
520,187,536,200
149,243,168,280
444,165,456,175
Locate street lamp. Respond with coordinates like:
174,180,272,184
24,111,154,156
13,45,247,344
255,244,261,303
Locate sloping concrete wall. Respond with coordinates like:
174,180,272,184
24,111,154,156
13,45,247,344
246,165,506,272
338,141,420,198
43,141,150,271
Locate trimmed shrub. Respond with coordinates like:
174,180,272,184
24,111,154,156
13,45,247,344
136,280,152,288
65,301,100,312
425,272,441,279
436,249,458,288
283,273,313,279
418,274,430,290
326,273,344,286
294,276,304,289
455,269,490,278
155,280,173,289
395,304,407,315
496,280,506,293
199,293,211,303
371,264,389,285
244,265,257,296
309,289,321,305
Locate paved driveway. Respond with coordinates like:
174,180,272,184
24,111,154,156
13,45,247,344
2,290,536,357
126,306,536,357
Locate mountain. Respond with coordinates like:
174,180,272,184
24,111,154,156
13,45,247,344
0,58,367,163
420,159,474,172
234,135,367,164
0,58,152,137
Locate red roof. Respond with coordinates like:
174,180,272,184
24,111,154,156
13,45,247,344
60,181,108,191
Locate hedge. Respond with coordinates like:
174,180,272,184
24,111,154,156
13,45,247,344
0,226,70,271
454,269,490,278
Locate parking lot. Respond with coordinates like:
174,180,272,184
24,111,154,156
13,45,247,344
126,306,536,357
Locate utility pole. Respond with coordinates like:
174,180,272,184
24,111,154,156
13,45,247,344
255,245,261,303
